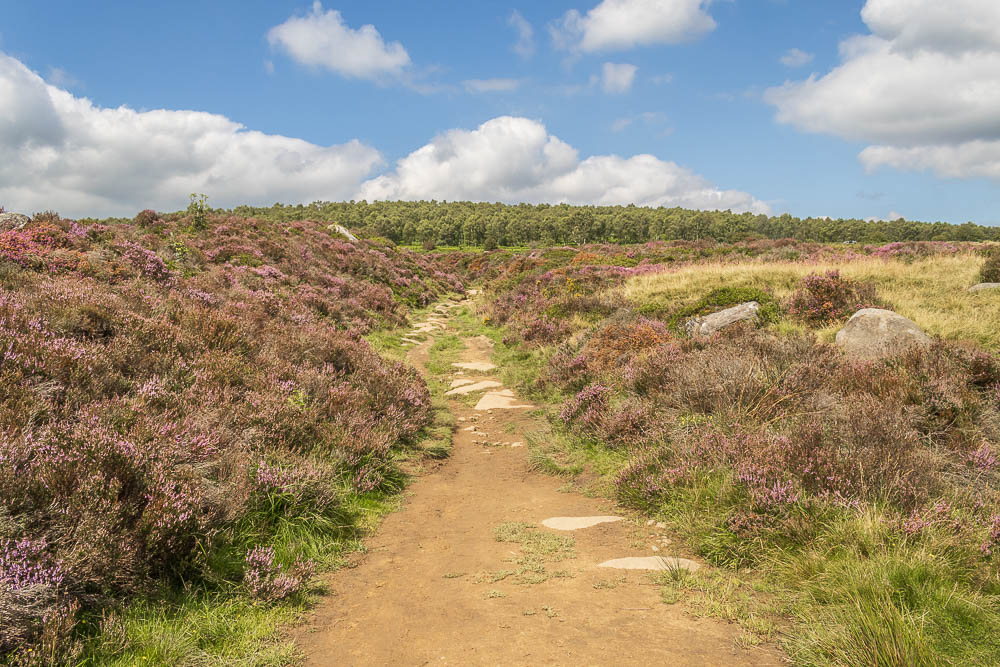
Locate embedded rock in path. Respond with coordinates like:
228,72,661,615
598,556,701,572
444,380,503,396
452,362,496,372
0,212,30,231
542,516,623,531
969,283,1000,293
449,379,475,389
328,224,358,242
835,308,931,359
474,389,533,411
685,302,759,337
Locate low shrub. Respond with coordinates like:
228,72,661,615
980,255,1000,283
786,270,888,324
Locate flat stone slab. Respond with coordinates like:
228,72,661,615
444,380,503,396
452,362,497,372
474,389,533,411
542,516,623,531
598,556,701,572
449,379,476,388
969,283,1000,292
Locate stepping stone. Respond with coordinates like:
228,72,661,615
452,362,497,372
445,380,502,396
401,338,421,345
542,516,623,531
597,556,701,572
474,389,533,411
449,379,476,388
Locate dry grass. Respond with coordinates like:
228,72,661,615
625,253,1000,348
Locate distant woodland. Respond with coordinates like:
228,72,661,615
218,201,1000,246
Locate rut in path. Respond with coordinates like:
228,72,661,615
295,300,785,666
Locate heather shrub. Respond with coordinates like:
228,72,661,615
132,209,158,227
786,270,888,324
0,210,459,658
981,254,1000,283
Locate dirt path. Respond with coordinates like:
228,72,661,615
295,299,784,666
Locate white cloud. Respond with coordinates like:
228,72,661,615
356,116,768,213
611,117,633,132
463,78,521,93
509,10,536,59
866,210,905,222
765,0,1000,182
267,2,410,80
601,62,637,94
779,48,813,67
551,0,716,53
0,53,382,218
651,73,674,85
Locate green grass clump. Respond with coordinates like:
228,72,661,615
666,286,781,332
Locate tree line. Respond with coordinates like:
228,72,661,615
223,200,1000,246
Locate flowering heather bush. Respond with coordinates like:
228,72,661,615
0,211,460,658
786,270,888,324
981,254,1000,283
243,546,314,603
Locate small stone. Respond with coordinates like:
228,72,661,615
327,223,358,241
597,556,701,572
474,390,533,411
655,522,666,529
969,283,1000,293
452,362,497,372
510,441,524,448
541,516,623,531
651,545,659,552
0,212,30,231
457,417,467,422
445,380,503,396
685,302,760,337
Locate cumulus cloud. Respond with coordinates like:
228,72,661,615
509,10,536,59
463,78,521,93
0,53,382,218
551,0,716,53
356,116,768,213
267,2,410,80
601,62,637,93
765,0,1000,182
779,48,813,67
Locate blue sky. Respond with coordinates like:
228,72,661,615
1,0,998,224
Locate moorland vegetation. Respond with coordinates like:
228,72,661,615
467,239,1000,664
4,199,1000,665
0,206,461,664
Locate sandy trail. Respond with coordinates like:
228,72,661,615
295,301,784,666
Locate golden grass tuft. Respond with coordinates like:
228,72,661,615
626,253,1000,348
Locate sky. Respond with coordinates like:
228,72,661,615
1,0,999,224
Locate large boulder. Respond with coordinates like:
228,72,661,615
685,301,759,337
969,283,1000,293
835,308,931,359
0,212,30,231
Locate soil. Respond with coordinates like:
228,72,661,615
294,303,786,666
